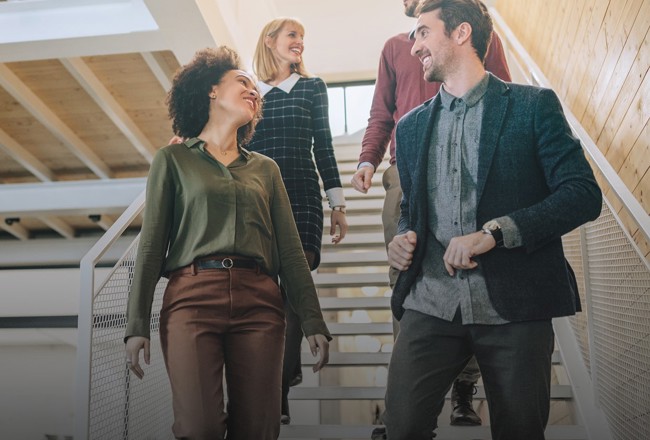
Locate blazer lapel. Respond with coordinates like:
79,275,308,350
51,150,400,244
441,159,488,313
477,75,509,203
413,96,440,191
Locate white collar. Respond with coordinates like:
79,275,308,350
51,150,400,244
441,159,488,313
258,73,301,97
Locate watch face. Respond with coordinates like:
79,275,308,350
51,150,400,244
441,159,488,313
484,220,501,231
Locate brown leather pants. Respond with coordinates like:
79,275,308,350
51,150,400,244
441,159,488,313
160,262,285,440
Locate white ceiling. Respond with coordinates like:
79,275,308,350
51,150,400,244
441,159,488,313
0,0,418,82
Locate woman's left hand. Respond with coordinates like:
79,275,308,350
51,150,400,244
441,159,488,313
330,210,348,244
306,334,330,372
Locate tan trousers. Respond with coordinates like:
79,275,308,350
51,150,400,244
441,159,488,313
160,264,286,440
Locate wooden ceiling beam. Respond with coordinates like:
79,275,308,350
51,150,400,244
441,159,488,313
90,214,115,231
60,57,156,163
37,216,76,239
0,127,54,182
141,52,173,92
0,217,30,241
0,63,112,179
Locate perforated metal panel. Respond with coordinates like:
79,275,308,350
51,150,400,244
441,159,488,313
88,238,174,440
565,202,650,440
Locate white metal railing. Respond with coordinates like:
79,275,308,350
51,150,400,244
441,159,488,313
76,190,174,440
492,8,650,440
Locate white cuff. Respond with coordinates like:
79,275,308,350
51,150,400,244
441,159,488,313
326,187,346,209
357,162,375,171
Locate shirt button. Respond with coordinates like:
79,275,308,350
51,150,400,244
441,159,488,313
454,221,458,225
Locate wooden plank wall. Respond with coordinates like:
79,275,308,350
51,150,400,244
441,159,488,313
495,0,650,257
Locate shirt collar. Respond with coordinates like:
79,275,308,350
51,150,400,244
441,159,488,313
257,73,301,97
185,137,252,160
439,72,490,111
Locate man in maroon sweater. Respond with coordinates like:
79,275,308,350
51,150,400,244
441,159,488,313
352,0,511,433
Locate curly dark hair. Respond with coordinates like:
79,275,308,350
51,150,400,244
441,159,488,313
167,46,262,146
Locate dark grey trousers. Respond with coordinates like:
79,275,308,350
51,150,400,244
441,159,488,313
384,309,554,440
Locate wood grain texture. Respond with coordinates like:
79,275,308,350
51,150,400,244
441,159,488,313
496,0,650,256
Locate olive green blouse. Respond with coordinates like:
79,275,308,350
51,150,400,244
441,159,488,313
125,138,331,341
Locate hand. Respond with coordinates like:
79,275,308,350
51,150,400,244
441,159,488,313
168,135,185,145
351,166,375,193
330,210,348,244
306,334,330,372
388,231,417,271
443,231,496,276
125,336,150,379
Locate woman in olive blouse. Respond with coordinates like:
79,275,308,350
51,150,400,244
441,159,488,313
124,46,330,440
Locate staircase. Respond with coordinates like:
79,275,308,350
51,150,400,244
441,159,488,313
279,136,590,439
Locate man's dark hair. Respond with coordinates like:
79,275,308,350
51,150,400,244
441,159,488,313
167,46,262,146
417,0,493,62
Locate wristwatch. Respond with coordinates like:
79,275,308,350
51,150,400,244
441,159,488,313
482,220,504,248
332,206,347,214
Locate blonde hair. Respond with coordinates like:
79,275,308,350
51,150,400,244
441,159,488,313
253,17,311,83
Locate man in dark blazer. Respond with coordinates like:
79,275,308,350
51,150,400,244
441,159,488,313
383,1,602,439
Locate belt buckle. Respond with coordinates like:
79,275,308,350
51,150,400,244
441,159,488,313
221,258,234,269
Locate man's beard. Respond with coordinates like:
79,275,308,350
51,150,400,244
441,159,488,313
424,64,444,83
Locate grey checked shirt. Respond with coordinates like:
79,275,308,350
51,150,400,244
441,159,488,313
403,74,509,324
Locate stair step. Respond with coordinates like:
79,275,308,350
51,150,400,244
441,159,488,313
324,198,383,214
319,296,391,310
301,352,391,366
299,351,562,366
280,424,587,439
321,232,386,249
324,214,383,232
313,273,389,288
334,186,386,200
320,250,387,267
288,384,573,400
336,161,388,173
328,323,393,335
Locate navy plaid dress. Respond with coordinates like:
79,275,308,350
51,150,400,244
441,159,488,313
247,76,342,269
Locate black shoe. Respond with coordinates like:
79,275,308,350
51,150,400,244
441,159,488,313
289,372,303,387
450,379,482,426
370,426,387,440
280,414,291,425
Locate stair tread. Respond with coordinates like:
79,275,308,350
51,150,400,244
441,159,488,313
299,351,562,366
319,296,391,310
324,198,383,213
320,250,388,266
313,273,389,288
327,322,394,335
280,424,587,439
288,384,573,400
321,232,385,248
300,352,391,366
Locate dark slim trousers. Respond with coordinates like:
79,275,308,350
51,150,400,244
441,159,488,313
280,250,316,418
160,264,286,440
384,309,554,440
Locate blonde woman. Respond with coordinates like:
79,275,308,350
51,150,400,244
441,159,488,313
249,17,348,424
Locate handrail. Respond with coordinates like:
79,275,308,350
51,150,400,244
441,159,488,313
491,8,650,245
75,190,145,440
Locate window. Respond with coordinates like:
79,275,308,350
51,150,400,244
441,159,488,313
326,81,375,137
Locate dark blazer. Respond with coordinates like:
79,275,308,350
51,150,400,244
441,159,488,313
392,74,602,322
